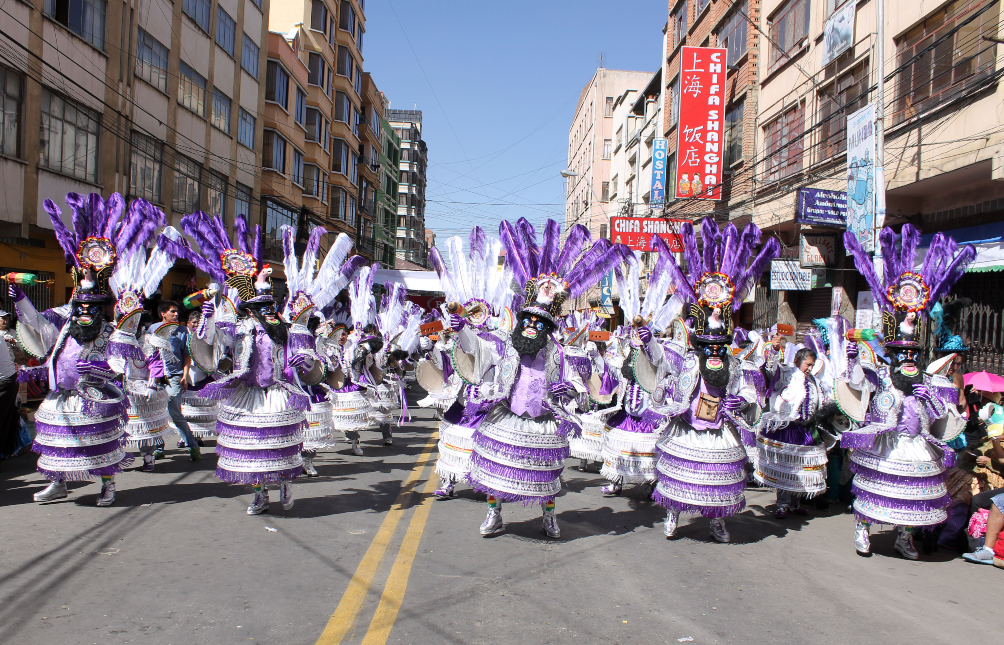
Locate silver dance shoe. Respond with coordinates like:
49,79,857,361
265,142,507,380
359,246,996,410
302,455,318,477
352,441,364,456
280,482,295,511
33,481,67,502
601,482,622,497
434,477,455,500
96,480,116,507
663,510,680,538
854,521,871,556
480,506,504,536
247,489,269,515
709,518,730,543
894,527,919,561
542,508,560,539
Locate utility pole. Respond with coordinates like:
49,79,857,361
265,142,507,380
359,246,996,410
873,0,886,278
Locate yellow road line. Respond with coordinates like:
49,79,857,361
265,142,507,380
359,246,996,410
314,430,439,645
359,466,440,645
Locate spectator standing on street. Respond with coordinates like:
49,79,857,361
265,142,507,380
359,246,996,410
156,301,201,461
0,309,21,458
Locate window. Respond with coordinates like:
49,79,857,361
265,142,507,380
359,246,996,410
178,62,207,116
357,27,364,53
347,194,357,227
335,91,350,122
329,16,336,47
339,0,356,34
819,61,868,159
327,68,333,99
308,53,325,88
601,181,610,202
303,164,325,199
136,29,168,93
349,150,359,185
264,200,297,257
130,131,162,203
331,137,348,173
717,1,748,68
249,0,262,10
764,101,804,182
768,0,810,67
353,107,361,136
173,154,202,213
894,0,999,125
237,108,255,148
826,0,853,13
182,0,211,32
604,96,614,116
40,89,99,183
205,170,227,220
310,0,329,33
0,66,22,158
602,139,612,159
235,183,253,219
668,77,679,127
266,61,289,110
673,0,688,47
306,107,325,142
337,45,352,77
696,0,710,13
44,0,106,50
215,6,235,56
666,153,677,203
724,101,744,166
295,87,307,126
263,130,286,172
291,148,304,185
211,89,231,134
242,36,260,78
331,186,346,220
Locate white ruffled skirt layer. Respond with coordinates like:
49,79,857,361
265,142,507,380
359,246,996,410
568,412,605,462
124,387,172,449
180,389,220,438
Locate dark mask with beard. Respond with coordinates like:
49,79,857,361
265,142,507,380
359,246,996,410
621,349,636,381
512,313,552,357
69,301,106,344
890,347,924,394
697,343,731,389
246,303,288,345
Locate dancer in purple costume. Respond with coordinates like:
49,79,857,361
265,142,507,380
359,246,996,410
450,218,629,538
839,224,975,559
651,218,780,543
158,212,327,515
17,193,165,505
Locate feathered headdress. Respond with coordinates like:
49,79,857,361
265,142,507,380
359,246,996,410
615,235,687,336
844,224,975,348
429,226,513,328
281,225,366,324
348,263,379,330
109,226,182,334
656,218,781,343
499,218,630,324
45,193,165,302
157,211,270,308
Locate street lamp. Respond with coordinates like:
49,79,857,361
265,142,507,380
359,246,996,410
560,169,594,232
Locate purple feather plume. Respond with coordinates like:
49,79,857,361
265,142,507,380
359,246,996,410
651,234,697,303
734,235,781,310
718,224,739,277
88,193,107,239
103,193,126,241
926,236,975,305
538,219,561,276
844,231,891,310
468,226,486,261
555,224,591,277
499,220,531,289
679,222,703,284
517,218,541,278
879,227,900,288
44,199,80,268
566,240,632,298
251,222,262,270
234,213,250,254
157,234,227,283
65,193,90,242
701,218,719,273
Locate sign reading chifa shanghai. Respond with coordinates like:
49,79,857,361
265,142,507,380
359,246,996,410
675,46,728,201
610,217,686,252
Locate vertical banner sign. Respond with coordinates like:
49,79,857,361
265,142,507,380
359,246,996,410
846,103,876,252
674,46,728,201
651,138,668,203
600,271,614,313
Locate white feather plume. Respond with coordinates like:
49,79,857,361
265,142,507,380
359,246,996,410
615,253,641,322
109,226,181,298
311,232,358,311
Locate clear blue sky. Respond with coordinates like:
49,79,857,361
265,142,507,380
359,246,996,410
363,1,668,243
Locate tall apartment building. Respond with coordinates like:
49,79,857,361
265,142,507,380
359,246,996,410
377,107,401,268
265,0,371,271
566,69,653,241
0,0,270,308
388,109,429,268
607,70,664,222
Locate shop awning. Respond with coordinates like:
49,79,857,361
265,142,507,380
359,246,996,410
374,269,442,292
916,221,1004,273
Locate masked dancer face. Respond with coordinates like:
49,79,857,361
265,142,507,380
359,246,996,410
699,343,731,388
69,301,105,343
891,347,924,393
512,314,550,356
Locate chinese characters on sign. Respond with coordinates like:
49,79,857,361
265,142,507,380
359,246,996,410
651,139,668,203
674,46,727,201
610,217,686,252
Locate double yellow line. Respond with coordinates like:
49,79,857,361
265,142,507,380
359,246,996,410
315,430,440,645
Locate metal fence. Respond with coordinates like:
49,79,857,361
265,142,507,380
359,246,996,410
0,267,54,317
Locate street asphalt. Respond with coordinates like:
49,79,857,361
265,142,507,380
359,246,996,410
0,394,996,645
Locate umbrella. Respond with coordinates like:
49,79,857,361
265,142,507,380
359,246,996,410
963,371,1004,393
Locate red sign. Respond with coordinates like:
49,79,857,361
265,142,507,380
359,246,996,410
407,293,445,313
610,217,687,252
674,46,728,201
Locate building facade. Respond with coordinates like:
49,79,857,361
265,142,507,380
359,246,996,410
376,105,401,268
607,70,665,222
389,109,429,268
0,0,271,309
566,68,653,241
